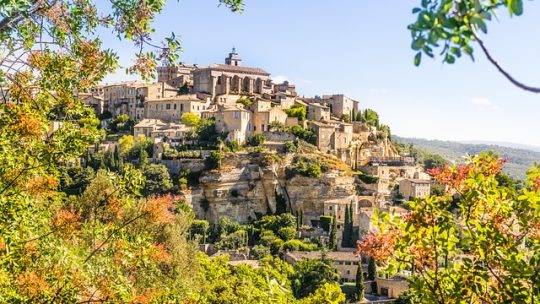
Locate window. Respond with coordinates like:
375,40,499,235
180,104,184,111
346,270,350,275
173,104,177,110
234,111,240,119
329,206,333,210
166,104,171,110
345,262,351,265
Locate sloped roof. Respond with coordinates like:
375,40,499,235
199,64,270,76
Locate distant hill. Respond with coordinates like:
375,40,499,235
393,136,540,179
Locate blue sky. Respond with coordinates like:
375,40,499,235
102,0,540,147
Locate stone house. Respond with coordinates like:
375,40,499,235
307,102,331,121
102,81,143,117
202,104,252,143
193,49,272,97
399,179,431,200
144,94,210,122
322,94,360,118
250,99,288,133
80,93,106,115
376,277,409,299
127,82,179,120
283,251,368,283
157,63,197,88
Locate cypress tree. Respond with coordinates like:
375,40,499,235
329,215,337,250
341,205,350,248
368,257,377,281
356,262,365,301
347,203,355,247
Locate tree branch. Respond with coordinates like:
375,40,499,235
474,32,540,93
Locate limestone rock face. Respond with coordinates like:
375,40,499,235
190,152,357,224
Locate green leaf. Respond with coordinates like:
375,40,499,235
412,7,421,14
412,38,425,50
509,0,523,16
414,52,422,66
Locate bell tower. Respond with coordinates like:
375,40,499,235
225,47,242,66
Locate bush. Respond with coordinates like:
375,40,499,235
205,150,222,169
288,157,323,178
284,104,307,121
278,227,297,241
248,133,265,147
320,215,333,232
251,245,271,259
357,172,379,184
282,239,318,252
230,188,240,197
284,140,298,153
225,140,241,152
142,164,173,196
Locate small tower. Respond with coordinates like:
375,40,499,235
225,47,242,66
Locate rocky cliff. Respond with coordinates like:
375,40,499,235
187,151,356,224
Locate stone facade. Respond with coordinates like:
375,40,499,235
399,179,431,199
144,94,210,122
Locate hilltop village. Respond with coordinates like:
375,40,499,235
82,48,433,301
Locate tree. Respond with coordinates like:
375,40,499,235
142,164,173,195
360,109,379,127
181,112,201,127
342,205,350,248
179,83,190,94
285,104,307,121
329,215,337,251
357,153,540,303
355,262,365,301
423,153,447,170
190,219,210,243
300,283,346,304
206,150,223,169
291,257,341,299
276,191,288,215
367,257,377,281
409,0,540,93
248,133,266,147
0,0,243,302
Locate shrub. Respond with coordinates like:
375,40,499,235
248,133,265,147
251,245,271,259
205,150,222,169
357,172,379,184
284,140,298,153
284,104,307,121
225,140,241,152
278,227,297,241
320,215,333,232
236,96,253,108
288,157,323,178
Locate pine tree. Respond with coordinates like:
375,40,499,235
114,145,123,171
139,146,148,167
356,262,365,301
329,215,337,250
299,210,304,227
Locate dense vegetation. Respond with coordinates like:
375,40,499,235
358,153,540,303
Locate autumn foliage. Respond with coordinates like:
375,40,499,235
356,153,540,303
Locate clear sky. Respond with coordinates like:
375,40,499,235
102,0,540,147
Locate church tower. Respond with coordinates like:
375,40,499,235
225,47,242,66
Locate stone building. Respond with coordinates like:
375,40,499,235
250,99,288,133
322,94,360,118
80,93,106,115
283,251,367,283
144,94,211,122
273,80,297,97
157,63,197,88
131,82,178,120
193,48,272,97
307,102,331,121
202,104,252,143
399,179,431,200
102,81,143,117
